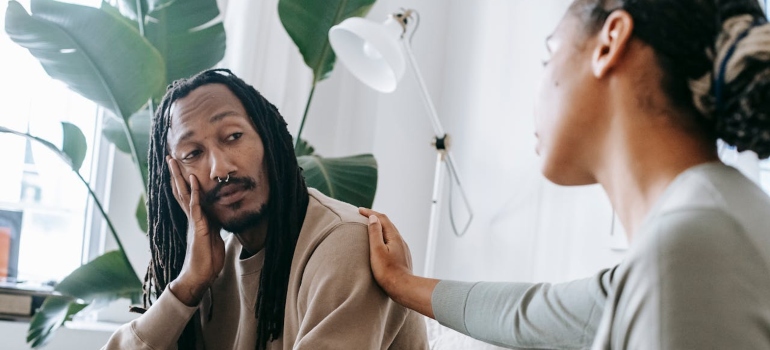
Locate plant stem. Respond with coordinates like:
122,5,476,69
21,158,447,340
135,0,145,36
294,81,317,149
120,118,148,192
123,0,149,193
74,171,135,272
0,128,136,274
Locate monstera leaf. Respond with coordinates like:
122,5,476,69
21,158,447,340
4,0,166,120
278,0,376,82
299,154,378,208
28,251,142,347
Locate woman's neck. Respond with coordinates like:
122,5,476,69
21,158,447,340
595,113,718,241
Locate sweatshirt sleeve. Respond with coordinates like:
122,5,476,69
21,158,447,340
597,209,770,349
432,267,614,349
292,223,427,350
101,288,198,350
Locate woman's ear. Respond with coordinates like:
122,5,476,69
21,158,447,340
592,10,635,78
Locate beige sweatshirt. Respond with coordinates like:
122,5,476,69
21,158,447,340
103,188,428,349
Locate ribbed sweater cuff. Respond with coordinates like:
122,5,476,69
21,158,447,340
132,288,198,348
431,280,478,334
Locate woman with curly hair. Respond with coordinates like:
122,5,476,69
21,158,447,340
361,0,770,348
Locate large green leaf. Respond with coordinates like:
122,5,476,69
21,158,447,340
103,110,151,184
4,0,166,120
0,125,80,172
136,194,148,233
298,154,378,208
27,296,88,348
55,250,142,302
279,0,375,82
115,0,174,21
28,251,140,347
144,0,225,86
61,122,87,172
294,138,316,157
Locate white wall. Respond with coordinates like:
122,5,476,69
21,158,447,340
430,0,625,283
0,320,112,350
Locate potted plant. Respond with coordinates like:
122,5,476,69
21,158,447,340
2,0,378,347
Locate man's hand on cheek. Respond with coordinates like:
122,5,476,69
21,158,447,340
166,156,226,307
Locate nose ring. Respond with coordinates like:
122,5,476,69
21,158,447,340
217,174,230,183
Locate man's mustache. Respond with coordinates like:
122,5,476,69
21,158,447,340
202,176,257,205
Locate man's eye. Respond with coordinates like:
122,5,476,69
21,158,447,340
227,133,243,142
183,150,201,160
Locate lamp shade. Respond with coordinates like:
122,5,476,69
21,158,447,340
329,17,406,93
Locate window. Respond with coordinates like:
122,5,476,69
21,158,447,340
0,0,105,283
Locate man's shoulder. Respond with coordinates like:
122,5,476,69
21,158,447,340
293,188,369,257
306,188,368,227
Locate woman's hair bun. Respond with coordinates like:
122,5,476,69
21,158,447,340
690,14,770,158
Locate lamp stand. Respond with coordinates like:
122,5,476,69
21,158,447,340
398,18,473,277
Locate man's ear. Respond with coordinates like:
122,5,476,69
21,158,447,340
592,10,634,78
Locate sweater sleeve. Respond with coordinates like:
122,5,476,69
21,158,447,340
432,267,614,349
292,223,428,350
598,209,770,349
101,288,198,350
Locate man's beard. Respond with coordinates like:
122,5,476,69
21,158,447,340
219,204,268,233
200,175,267,233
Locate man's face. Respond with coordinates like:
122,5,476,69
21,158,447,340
166,83,270,232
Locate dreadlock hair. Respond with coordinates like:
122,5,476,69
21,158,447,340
142,68,309,349
568,0,770,158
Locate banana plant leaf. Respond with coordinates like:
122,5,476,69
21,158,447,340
299,154,378,208
278,0,376,82
136,195,148,233
26,296,88,348
103,110,151,182
0,122,85,173
61,122,88,172
115,0,174,21
28,250,142,347
143,0,226,87
294,138,316,157
4,0,166,120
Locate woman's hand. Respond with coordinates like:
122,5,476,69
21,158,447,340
360,208,440,318
167,156,225,306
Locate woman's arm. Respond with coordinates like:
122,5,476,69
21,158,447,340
361,208,612,349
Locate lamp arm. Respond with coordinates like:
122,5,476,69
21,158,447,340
401,40,446,137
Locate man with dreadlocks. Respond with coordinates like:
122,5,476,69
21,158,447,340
103,69,428,350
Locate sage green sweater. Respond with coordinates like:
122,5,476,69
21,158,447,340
433,162,770,349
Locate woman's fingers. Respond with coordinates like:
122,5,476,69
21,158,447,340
367,214,387,252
